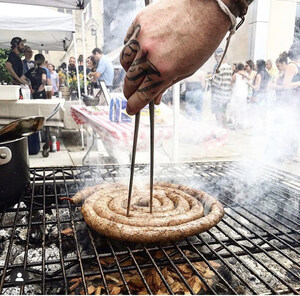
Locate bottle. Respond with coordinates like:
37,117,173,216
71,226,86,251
51,136,57,152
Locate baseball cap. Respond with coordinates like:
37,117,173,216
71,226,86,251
214,47,224,56
10,37,26,47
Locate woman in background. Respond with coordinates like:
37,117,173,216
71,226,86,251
86,55,98,93
244,60,256,101
25,53,47,99
247,59,270,104
48,63,59,97
269,52,288,102
281,41,300,161
228,62,249,129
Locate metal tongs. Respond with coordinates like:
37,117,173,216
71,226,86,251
126,101,155,216
126,0,153,217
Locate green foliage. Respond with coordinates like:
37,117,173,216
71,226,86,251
0,48,12,84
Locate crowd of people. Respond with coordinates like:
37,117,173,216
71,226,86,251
5,37,118,99
160,41,300,162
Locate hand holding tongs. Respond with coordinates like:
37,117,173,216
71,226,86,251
126,101,155,216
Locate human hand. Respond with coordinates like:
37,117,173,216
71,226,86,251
89,72,97,82
19,77,29,85
120,0,232,115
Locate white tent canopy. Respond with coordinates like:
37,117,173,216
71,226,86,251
0,0,88,10
0,3,75,51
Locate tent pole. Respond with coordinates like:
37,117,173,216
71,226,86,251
81,9,88,94
73,32,81,101
73,31,85,150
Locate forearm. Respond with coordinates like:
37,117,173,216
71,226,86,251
5,63,22,83
284,81,300,89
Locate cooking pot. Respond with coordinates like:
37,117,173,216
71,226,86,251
0,137,29,211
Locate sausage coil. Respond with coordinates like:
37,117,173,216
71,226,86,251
75,182,224,243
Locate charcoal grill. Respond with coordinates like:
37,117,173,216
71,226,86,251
0,161,299,295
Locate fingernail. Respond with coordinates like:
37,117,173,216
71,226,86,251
126,106,134,115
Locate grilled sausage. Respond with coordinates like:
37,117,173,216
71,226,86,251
78,182,224,243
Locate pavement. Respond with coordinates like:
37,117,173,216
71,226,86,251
29,92,300,177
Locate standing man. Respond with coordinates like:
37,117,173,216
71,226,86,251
91,48,114,91
210,48,232,128
266,59,278,82
5,37,28,85
22,46,34,74
68,57,77,78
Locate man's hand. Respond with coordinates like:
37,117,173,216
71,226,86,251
19,77,29,86
89,71,100,82
120,0,233,115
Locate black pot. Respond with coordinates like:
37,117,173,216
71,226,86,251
0,137,29,211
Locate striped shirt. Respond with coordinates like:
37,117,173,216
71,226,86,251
211,63,233,104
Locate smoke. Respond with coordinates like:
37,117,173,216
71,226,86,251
103,0,145,54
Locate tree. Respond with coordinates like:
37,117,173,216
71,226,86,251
0,48,12,85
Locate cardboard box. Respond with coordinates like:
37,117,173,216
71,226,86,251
0,85,20,100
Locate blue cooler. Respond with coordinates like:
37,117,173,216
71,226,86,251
27,132,40,155
109,95,132,123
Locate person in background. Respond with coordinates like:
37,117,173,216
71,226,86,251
78,54,84,73
68,56,77,78
112,68,126,92
119,0,254,115
182,68,206,121
5,37,28,85
25,53,47,99
210,48,233,128
86,55,97,75
58,62,67,74
269,52,288,102
281,41,300,161
232,63,237,74
245,60,256,81
247,59,270,104
48,63,59,97
91,47,114,91
266,59,278,83
86,55,98,91
22,46,34,74
244,60,256,101
228,62,249,129
43,60,52,86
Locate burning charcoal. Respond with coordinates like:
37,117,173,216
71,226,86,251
47,226,59,242
45,244,61,262
2,212,16,226
13,202,27,209
24,285,42,294
0,229,11,242
15,227,28,241
2,287,20,295
28,226,43,245
0,241,11,266
20,216,28,225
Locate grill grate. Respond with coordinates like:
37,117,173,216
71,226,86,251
0,161,299,295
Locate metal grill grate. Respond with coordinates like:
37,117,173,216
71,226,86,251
0,161,299,295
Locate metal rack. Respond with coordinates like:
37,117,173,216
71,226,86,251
0,161,299,295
